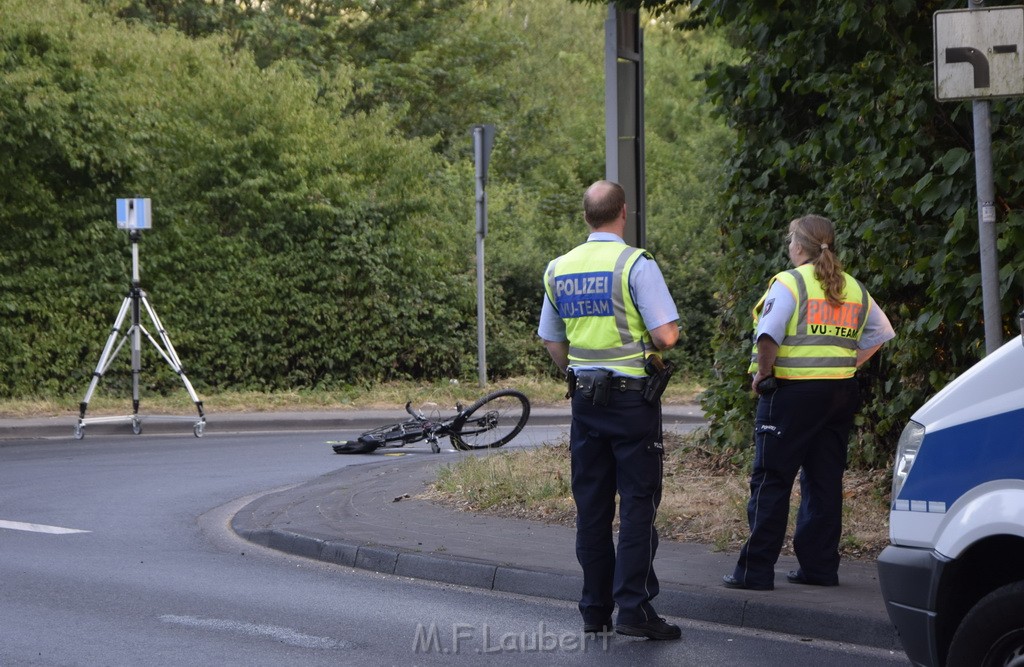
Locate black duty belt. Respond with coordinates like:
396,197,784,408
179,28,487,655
575,371,646,392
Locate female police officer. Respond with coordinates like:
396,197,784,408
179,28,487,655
722,214,894,591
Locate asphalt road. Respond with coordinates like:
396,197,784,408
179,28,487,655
0,426,903,665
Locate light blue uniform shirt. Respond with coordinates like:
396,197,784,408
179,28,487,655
537,233,679,363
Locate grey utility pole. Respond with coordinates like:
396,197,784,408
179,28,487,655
473,124,496,388
934,2,1018,354
968,0,1003,354
604,5,646,248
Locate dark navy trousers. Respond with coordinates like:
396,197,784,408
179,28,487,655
569,389,664,626
731,378,860,589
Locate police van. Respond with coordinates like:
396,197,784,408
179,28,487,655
878,315,1024,667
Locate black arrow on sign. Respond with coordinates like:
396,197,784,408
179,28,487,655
946,45,1018,89
947,47,990,88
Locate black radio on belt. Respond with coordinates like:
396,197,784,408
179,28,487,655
573,371,612,406
756,375,778,394
565,368,577,399
592,373,611,406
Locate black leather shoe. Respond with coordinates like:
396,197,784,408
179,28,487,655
786,570,838,586
615,617,682,640
583,619,612,633
721,574,774,591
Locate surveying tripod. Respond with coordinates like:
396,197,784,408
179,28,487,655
74,230,206,439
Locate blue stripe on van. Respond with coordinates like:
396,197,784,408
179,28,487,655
896,406,1024,510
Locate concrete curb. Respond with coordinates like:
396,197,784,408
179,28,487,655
231,521,900,650
0,406,706,440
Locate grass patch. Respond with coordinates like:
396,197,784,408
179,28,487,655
429,445,577,524
0,375,705,418
427,429,891,561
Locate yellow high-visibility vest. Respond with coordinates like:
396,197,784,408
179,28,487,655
748,263,870,380
544,242,652,377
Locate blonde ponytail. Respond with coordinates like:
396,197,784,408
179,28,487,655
789,215,845,307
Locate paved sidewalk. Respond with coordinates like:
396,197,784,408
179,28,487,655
2,405,902,653
228,417,901,652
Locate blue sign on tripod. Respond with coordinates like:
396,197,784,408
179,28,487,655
116,198,152,230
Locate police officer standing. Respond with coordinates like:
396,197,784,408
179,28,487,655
538,180,681,640
722,214,895,591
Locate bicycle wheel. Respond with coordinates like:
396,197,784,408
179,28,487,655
449,389,530,450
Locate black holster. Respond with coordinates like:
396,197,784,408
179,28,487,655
642,357,675,404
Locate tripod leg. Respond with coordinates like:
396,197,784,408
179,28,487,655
131,286,142,434
76,296,133,439
139,292,206,437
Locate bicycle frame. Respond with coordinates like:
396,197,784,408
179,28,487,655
388,402,462,453
331,389,531,455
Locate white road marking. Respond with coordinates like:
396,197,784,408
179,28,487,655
0,519,90,534
159,614,351,650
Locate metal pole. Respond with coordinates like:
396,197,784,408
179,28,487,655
604,5,619,184
973,101,1002,353
474,126,487,388
635,24,647,249
603,5,645,248
969,0,1003,353
130,230,142,416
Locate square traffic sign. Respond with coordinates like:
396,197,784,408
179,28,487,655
934,7,1024,101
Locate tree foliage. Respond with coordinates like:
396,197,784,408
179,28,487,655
0,0,471,395
1,0,733,415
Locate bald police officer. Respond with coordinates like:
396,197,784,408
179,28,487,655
539,180,682,640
